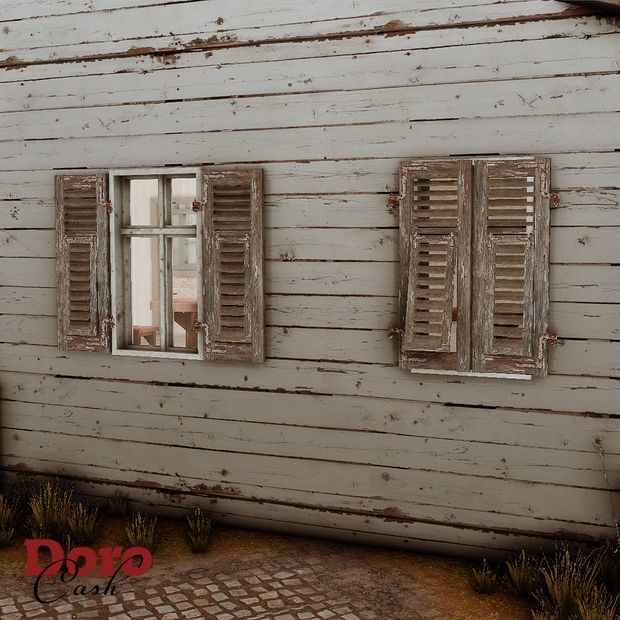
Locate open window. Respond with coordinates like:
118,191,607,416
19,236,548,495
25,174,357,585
55,168,264,363
397,157,551,379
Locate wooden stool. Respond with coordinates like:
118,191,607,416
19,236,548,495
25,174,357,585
132,325,160,346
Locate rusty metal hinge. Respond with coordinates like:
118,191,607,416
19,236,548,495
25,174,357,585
387,325,404,340
386,194,401,215
536,332,559,367
103,316,116,328
102,201,113,213
194,320,209,332
192,200,203,212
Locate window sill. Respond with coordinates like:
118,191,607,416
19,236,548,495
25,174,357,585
410,369,532,380
111,348,201,361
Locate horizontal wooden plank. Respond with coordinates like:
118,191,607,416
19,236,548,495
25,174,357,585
1,152,619,203
2,259,619,304
551,340,620,377
5,288,617,342
6,449,615,550
2,398,617,490
2,427,613,529
3,15,614,87
5,32,618,114
3,114,620,171
68,481,574,557
550,227,620,264
552,189,620,226
0,0,199,21
3,187,618,230
3,74,620,140
550,265,620,302
0,470,548,557
551,302,620,340
2,342,618,413
3,225,618,264
1,313,619,376
0,286,57,315
2,371,617,455
0,1,588,66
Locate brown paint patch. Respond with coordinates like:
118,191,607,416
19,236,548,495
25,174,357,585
373,19,410,37
0,55,23,70
134,479,163,489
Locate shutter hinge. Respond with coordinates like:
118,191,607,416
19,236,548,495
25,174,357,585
192,200,203,212
102,201,113,213
386,194,401,215
388,325,404,340
103,316,116,328
551,192,560,207
536,332,559,367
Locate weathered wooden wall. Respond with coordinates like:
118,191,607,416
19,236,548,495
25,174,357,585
1,0,619,557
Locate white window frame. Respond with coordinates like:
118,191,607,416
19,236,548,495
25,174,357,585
109,167,203,360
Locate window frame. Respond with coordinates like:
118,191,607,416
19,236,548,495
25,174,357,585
109,166,204,361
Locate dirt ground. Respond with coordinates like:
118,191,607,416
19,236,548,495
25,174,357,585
0,517,531,619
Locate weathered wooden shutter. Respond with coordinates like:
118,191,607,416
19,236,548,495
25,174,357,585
55,174,111,352
202,169,264,362
399,160,472,371
472,158,550,376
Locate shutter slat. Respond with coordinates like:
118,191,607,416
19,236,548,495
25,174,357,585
55,174,111,352
203,169,264,362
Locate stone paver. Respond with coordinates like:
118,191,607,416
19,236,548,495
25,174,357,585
0,537,428,619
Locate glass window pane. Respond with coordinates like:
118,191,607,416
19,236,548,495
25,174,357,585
129,178,158,226
169,177,197,227
130,236,160,347
171,236,199,350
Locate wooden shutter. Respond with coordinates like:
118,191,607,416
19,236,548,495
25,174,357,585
472,158,550,376
202,169,264,362
399,160,472,371
55,174,111,352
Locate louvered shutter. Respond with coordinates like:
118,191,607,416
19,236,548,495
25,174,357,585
55,174,111,352
202,170,264,362
399,160,472,371
472,158,550,376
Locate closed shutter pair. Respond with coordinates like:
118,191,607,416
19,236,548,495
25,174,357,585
55,170,264,362
399,157,551,377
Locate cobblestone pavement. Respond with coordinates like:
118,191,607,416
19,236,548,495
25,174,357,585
0,537,431,620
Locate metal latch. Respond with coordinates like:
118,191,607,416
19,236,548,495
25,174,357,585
386,195,401,215
387,325,404,340
194,320,208,332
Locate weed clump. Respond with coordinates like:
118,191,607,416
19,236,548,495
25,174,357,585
66,502,99,547
27,478,74,542
125,512,158,550
0,494,20,547
107,491,130,518
471,558,499,594
504,549,542,599
471,542,620,620
186,505,211,553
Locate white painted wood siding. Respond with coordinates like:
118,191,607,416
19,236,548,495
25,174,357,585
1,0,619,556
